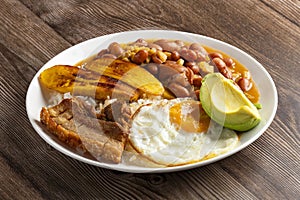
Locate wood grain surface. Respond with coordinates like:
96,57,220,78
0,0,299,199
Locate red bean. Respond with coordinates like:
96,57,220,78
108,42,123,56
238,78,252,91
212,57,226,71
175,40,184,47
132,50,148,64
170,51,180,61
189,43,204,51
154,40,180,52
134,38,148,46
209,52,223,59
147,43,163,51
195,51,206,62
223,57,235,67
184,61,194,68
180,49,197,61
185,67,194,84
164,61,186,73
193,75,202,87
185,62,200,74
220,68,232,79
97,49,108,58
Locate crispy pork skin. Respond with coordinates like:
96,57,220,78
40,98,130,163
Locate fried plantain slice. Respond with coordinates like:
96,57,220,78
84,58,164,96
39,65,140,101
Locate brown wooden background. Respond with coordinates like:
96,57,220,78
0,0,299,199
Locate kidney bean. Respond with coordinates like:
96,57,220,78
195,51,206,62
108,42,118,49
238,78,253,92
171,51,180,61
101,54,117,59
133,38,148,46
184,61,194,68
185,67,194,84
191,65,200,74
209,52,223,59
223,57,235,67
189,43,204,51
145,63,159,75
97,49,108,58
154,40,180,52
193,75,202,87
108,42,123,56
132,50,148,64
212,57,226,71
180,49,197,62
185,62,200,74
168,82,190,97
164,61,186,73
136,38,147,43
175,40,184,47
181,45,188,50
220,67,232,79
147,43,163,51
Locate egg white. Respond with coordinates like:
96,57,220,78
129,99,239,166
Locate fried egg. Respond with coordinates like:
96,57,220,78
129,99,239,166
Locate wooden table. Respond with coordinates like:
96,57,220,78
0,0,299,199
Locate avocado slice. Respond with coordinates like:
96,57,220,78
200,73,261,131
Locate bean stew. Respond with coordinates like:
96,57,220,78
76,38,260,103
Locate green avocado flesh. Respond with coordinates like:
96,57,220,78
200,73,261,131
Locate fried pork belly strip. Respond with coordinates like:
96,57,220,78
40,98,129,163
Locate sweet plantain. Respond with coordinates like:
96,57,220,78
39,65,140,101
84,59,164,96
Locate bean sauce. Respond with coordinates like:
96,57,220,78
204,45,260,103
75,39,260,103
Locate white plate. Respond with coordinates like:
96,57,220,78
26,30,278,173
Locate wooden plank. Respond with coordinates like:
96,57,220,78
0,157,43,200
0,0,71,71
260,0,300,26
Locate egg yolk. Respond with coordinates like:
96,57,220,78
169,101,210,133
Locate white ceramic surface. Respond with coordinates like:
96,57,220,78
26,30,278,173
